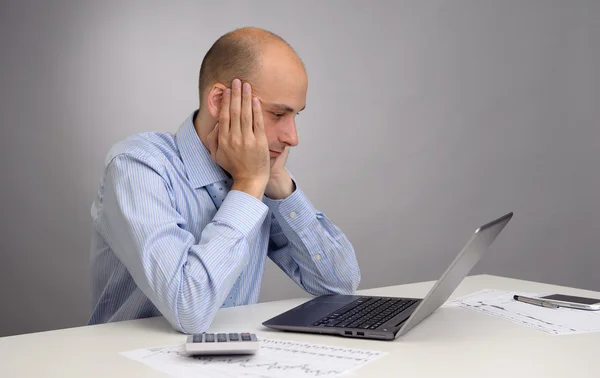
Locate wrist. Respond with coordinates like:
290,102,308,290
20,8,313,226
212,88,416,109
265,171,295,200
232,178,267,200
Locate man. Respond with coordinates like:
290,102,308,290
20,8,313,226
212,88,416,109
88,27,360,334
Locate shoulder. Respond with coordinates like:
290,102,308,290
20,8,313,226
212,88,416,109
104,131,181,175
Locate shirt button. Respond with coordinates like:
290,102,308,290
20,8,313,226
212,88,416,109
290,211,297,218
315,254,322,261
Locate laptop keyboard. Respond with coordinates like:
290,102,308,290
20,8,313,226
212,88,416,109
311,297,419,330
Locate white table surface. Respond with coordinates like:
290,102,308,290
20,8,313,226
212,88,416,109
1,274,597,377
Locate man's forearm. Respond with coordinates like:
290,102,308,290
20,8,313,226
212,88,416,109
265,185,361,295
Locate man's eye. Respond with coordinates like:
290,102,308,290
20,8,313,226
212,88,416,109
273,113,284,118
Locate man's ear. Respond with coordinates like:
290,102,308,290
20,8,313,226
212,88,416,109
206,84,228,119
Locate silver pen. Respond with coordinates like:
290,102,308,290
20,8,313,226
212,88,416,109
513,295,559,309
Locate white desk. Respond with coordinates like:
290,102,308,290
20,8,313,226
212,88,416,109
1,274,597,377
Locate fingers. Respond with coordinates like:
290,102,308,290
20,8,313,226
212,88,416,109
211,79,270,189
207,122,219,161
252,96,265,135
241,82,253,139
218,88,231,139
229,78,242,137
218,78,261,153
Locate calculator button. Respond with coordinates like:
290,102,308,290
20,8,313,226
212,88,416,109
217,333,227,342
193,334,203,343
228,333,239,341
205,333,215,342
241,333,251,341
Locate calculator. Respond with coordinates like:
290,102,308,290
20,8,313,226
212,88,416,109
184,332,260,355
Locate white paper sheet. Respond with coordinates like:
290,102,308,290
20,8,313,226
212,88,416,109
448,289,600,335
121,337,386,378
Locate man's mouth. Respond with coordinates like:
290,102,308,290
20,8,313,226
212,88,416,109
269,150,282,157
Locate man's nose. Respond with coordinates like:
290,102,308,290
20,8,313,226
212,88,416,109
279,118,299,147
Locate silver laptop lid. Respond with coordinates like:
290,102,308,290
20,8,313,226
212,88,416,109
395,212,513,338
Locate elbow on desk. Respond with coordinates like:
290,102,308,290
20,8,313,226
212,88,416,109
168,306,216,335
307,268,361,296
343,268,361,294
172,321,209,335
351,270,361,292
335,262,361,294
164,292,222,335
329,245,362,294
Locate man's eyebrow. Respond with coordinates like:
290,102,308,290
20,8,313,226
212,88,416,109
268,103,306,112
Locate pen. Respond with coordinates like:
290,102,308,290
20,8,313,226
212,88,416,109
513,295,559,309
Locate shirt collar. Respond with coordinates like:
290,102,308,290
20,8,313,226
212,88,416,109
175,111,228,189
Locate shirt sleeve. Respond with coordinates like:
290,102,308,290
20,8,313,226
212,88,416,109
93,153,268,334
263,180,361,296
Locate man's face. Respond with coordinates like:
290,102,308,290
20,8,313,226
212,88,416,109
252,51,307,163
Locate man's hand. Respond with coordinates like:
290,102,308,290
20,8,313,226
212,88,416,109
264,148,295,199
208,78,270,200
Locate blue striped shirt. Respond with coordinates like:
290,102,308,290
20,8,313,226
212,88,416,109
88,111,361,334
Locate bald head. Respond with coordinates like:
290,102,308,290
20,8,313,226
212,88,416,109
198,27,304,105
194,27,307,163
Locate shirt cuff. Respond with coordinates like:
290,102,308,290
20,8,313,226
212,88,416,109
213,189,269,238
263,183,318,233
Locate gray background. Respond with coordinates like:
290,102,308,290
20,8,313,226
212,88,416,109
1,0,599,337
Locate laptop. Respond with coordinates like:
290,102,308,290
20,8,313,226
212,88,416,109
262,212,513,340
